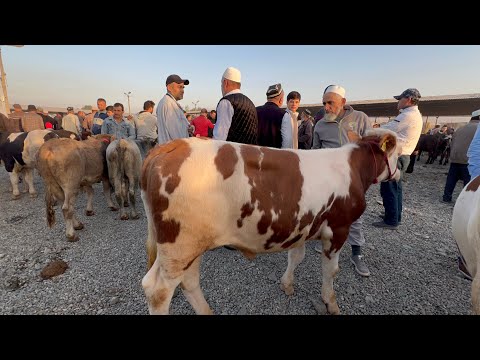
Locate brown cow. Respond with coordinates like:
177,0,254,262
140,128,401,314
37,134,117,241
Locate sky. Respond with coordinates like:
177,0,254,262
2,45,480,114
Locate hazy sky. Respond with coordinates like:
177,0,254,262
3,45,480,114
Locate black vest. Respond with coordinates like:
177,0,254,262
256,102,286,148
218,93,258,145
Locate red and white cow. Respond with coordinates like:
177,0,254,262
452,175,480,314
140,128,400,315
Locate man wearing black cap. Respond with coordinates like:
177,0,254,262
256,83,293,148
21,105,45,132
372,88,423,230
156,74,191,145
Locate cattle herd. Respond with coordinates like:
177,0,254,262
0,128,478,315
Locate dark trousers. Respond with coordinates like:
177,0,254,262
380,155,410,226
443,163,471,202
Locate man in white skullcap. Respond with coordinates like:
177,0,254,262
312,84,372,277
213,67,258,145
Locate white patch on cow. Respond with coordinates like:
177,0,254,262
7,132,23,142
70,134,76,139
258,151,264,170
452,176,480,314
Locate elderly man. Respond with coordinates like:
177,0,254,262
256,83,293,148
6,104,24,132
373,88,423,229
101,103,135,140
213,67,258,145
312,85,372,277
156,74,191,145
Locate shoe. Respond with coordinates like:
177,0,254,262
378,214,401,224
314,243,323,254
458,256,473,281
350,255,370,277
441,198,452,204
371,221,398,230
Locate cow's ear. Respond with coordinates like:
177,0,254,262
347,130,361,142
379,133,397,156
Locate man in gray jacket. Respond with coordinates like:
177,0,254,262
442,111,480,203
312,85,372,277
156,74,191,145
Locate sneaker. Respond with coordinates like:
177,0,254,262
378,214,401,224
458,256,473,281
441,198,452,204
371,221,398,230
350,255,370,277
314,243,323,254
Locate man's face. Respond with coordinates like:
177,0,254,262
322,92,345,121
97,100,107,111
397,97,413,110
113,106,124,119
168,82,185,100
287,98,300,113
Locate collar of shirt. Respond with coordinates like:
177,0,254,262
399,105,419,114
224,89,242,96
166,92,184,112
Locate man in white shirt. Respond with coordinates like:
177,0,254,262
213,67,258,145
373,88,423,229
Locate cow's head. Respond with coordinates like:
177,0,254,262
350,129,401,183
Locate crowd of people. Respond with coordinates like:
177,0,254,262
2,65,480,282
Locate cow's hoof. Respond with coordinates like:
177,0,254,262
29,192,38,198
280,282,294,296
130,213,140,220
109,206,119,212
326,303,340,315
11,194,20,200
85,210,95,216
67,233,79,242
120,214,129,220
74,223,84,230
124,202,129,207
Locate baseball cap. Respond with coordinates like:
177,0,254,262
67,106,74,111
393,88,421,101
166,74,189,86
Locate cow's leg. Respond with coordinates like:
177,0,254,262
280,243,306,296
102,178,118,211
9,171,21,199
128,177,139,219
321,229,348,315
180,255,213,315
142,255,182,315
24,168,37,198
122,178,129,208
84,185,95,216
62,191,79,241
114,177,128,220
472,274,480,315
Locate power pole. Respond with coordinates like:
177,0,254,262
124,91,132,115
0,47,11,115
0,45,24,115
192,100,199,110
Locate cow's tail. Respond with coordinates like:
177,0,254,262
117,139,128,179
37,149,60,228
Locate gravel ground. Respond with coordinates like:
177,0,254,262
0,159,473,315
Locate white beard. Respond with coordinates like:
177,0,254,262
324,112,338,122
